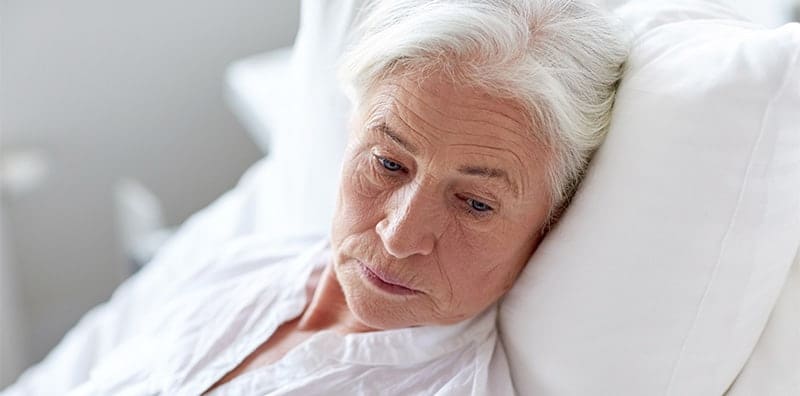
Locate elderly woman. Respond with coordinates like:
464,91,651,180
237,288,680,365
2,0,626,395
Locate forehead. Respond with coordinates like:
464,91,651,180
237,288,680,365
362,72,531,141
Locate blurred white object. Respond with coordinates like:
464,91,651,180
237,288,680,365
224,47,293,154
113,179,174,272
0,148,50,199
223,0,357,239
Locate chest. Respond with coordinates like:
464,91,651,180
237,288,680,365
203,319,313,394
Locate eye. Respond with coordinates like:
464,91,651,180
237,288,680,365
466,198,493,213
374,154,405,172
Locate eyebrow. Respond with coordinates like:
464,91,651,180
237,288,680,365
373,122,420,155
372,122,520,196
458,165,520,197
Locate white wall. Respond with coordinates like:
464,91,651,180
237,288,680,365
0,0,299,387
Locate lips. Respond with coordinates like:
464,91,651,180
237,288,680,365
357,260,418,295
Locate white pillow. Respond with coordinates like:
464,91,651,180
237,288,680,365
254,0,365,238
499,2,800,395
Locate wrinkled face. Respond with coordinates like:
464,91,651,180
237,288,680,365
330,72,552,329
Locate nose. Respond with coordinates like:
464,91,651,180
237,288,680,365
375,185,439,259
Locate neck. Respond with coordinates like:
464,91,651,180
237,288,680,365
296,261,376,334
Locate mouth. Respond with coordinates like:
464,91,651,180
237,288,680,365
357,260,418,296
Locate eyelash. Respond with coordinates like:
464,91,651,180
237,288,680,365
371,154,495,218
374,154,407,174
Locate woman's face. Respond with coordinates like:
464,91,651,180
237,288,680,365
330,72,552,329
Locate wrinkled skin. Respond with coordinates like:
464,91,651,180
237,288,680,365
330,71,553,330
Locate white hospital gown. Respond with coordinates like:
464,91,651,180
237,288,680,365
3,234,514,396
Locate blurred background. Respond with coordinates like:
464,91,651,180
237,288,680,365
0,0,797,389
0,0,299,387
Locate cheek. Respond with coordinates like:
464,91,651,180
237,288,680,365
344,151,387,198
332,155,387,241
432,220,535,312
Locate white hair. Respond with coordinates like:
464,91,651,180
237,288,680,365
338,0,629,228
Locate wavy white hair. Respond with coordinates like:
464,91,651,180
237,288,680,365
338,0,629,228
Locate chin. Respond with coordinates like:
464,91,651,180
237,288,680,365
348,297,410,330
335,264,426,330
